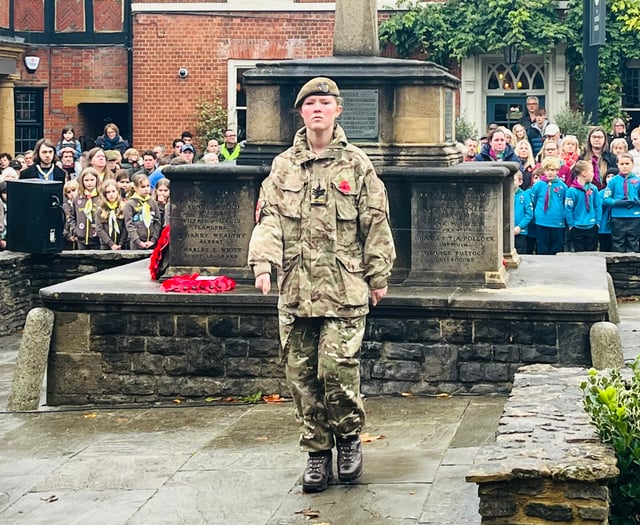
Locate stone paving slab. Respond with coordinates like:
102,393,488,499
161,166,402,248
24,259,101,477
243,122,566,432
0,300,638,524
0,396,505,524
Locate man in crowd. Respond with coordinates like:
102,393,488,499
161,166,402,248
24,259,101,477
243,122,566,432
219,129,242,163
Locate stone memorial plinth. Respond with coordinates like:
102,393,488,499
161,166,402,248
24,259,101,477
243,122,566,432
162,164,269,281
241,57,461,168
381,163,518,288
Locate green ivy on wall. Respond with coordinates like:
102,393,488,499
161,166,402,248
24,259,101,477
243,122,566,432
379,0,640,128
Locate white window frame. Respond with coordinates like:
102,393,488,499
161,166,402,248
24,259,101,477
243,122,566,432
227,60,279,136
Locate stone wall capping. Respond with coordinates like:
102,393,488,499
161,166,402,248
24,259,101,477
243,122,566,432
467,364,618,524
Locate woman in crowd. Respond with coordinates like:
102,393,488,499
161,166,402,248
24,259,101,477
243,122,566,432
514,140,536,189
609,137,629,159
95,123,129,155
511,123,527,144
474,129,519,162
580,126,617,190
87,147,111,183
608,117,632,148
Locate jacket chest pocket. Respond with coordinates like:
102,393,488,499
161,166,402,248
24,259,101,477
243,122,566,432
332,180,358,247
276,180,305,260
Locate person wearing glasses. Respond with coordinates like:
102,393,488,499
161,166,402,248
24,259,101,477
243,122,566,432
219,129,242,163
518,95,540,132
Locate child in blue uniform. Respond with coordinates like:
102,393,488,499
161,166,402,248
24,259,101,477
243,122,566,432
603,152,640,252
564,160,601,251
598,168,617,251
513,171,533,255
530,157,567,254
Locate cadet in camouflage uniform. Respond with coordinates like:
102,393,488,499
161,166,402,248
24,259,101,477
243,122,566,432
248,77,396,493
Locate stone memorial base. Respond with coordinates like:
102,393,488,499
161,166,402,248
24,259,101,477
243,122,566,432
40,255,610,406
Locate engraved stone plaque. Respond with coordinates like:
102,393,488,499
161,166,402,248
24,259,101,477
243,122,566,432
445,90,454,142
338,89,379,140
408,178,505,287
167,169,257,279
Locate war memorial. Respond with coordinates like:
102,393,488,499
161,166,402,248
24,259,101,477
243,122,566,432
3,0,628,522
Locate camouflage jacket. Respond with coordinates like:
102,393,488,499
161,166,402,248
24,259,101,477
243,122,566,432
248,125,396,318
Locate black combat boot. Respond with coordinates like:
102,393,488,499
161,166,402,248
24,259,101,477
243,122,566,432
336,436,362,482
302,451,333,493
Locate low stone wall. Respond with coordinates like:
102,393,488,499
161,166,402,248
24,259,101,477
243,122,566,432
603,253,640,298
466,364,618,524
41,256,610,405
0,250,149,335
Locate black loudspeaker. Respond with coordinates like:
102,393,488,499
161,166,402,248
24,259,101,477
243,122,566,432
6,179,65,254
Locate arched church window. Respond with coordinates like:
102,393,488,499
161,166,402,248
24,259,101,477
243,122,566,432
486,62,546,92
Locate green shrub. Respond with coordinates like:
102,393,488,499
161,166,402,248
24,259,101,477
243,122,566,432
455,112,479,143
553,105,592,146
194,88,228,146
581,359,640,524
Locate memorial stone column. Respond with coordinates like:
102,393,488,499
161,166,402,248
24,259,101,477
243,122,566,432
333,0,379,56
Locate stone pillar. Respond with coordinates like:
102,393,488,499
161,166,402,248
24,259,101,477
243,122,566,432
333,0,379,56
8,307,55,411
0,75,17,156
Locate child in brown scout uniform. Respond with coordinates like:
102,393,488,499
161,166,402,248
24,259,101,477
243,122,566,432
95,179,128,250
68,167,101,249
124,172,161,249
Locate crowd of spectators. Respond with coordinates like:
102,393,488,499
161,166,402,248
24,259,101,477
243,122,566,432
0,122,243,252
463,96,640,254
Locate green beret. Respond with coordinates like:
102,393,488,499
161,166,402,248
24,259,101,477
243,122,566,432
294,77,340,108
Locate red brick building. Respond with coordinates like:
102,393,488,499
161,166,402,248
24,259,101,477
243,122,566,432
1,1,638,157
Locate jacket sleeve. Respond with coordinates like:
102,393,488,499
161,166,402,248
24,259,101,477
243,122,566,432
124,201,141,247
564,189,576,228
94,211,113,247
357,158,396,290
247,165,285,278
518,193,533,229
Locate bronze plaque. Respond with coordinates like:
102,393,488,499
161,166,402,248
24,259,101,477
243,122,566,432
338,89,379,140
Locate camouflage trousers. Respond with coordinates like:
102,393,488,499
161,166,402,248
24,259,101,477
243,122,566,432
279,312,366,452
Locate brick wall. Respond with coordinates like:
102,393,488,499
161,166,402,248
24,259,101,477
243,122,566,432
131,11,336,150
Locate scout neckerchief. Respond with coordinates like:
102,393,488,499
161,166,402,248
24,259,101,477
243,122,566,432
540,175,555,212
106,201,121,240
132,193,152,228
570,179,593,213
83,189,98,244
36,164,54,180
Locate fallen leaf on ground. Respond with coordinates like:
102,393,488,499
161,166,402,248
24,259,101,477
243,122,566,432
40,495,58,503
82,412,97,419
436,393,451,398
204,397,222,402
401,392,414,397
223,396,236,403
172,399,183,404
294,508,320,518
263,393,287,403
360,432,385,443
256,436,269,441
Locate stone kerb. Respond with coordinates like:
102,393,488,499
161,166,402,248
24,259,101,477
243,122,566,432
466,364,618,524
